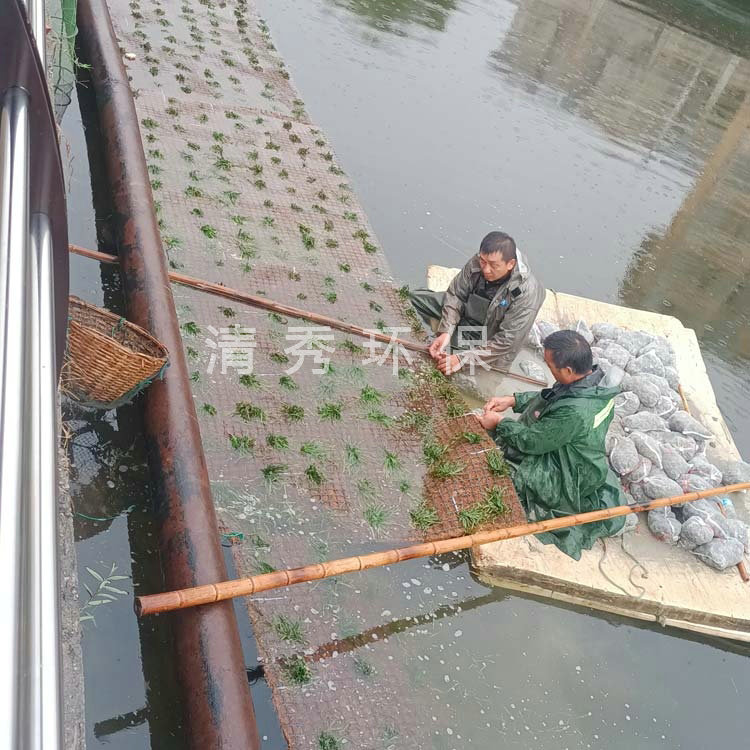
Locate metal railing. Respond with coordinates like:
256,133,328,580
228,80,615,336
0,0,66,747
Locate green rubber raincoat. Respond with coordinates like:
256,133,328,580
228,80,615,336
493,368,625,560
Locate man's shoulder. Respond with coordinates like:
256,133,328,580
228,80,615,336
512,259,545,304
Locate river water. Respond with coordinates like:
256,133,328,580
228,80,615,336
256,0,750,456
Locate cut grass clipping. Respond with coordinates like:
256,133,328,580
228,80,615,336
457,486,508,533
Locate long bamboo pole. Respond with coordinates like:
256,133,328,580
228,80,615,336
68,243,548,388
135,482,750,616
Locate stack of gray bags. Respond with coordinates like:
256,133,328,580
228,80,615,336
528,319,750,571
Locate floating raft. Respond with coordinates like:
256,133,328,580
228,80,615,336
426,266,750,642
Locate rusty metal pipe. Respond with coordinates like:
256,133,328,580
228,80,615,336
74,1,260,747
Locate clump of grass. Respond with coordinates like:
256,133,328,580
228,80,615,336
353,655,374,677
234,402,266,422
364,503,388,530
181,321,200,336
357,478,377,501
422,440,447,465
458,505,487,533
323,291,337,304
261,464,287,484
458,486,508,532
305,464,325,485
365,409,393,427
384,451,401,472
282,404,305,421
399,480,410,493
239,373,260,389
400,409,431,433
318,731,343,750
281,655,311,685
279,375,297,391
359,385,382,405
270,351,290,365
317,403,342,421
485,485,507,514
299,224,315,249
345,443,361,468
445,401,465,418
200,224,217,239
486,449,510,476
300,441,326,460
341,339,363,355
410,501,439,531
184,185,203,198
229,434,254,453
273,615,304,643
430,460,465,479
201,403,217,416
255,561,276,574
266,434,289,450
462,431,482,444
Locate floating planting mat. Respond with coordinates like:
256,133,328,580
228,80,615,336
421,414,524,541
107,0,525,746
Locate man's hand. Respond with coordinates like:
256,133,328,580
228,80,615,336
477,410,503,430
484,395,516,413
428,332,450,360
436,353,462,376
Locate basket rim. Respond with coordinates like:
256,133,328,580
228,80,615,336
68,295,169,359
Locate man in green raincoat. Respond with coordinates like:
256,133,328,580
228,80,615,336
478,330,625,559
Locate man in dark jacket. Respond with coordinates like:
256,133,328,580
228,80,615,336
478,330,625,559
410,231,545,375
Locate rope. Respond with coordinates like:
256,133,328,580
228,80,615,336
597,538,631,596
597,536,648,599
620,535,648,599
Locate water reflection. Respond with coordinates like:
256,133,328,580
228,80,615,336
490,0,750,407
329,0,459,34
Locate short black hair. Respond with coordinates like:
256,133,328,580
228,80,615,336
543,330,593,374
479,231,516,262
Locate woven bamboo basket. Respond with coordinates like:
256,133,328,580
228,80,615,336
63,296,169,408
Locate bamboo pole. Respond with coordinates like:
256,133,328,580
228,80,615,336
135,482,750,616
68,243,548,388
